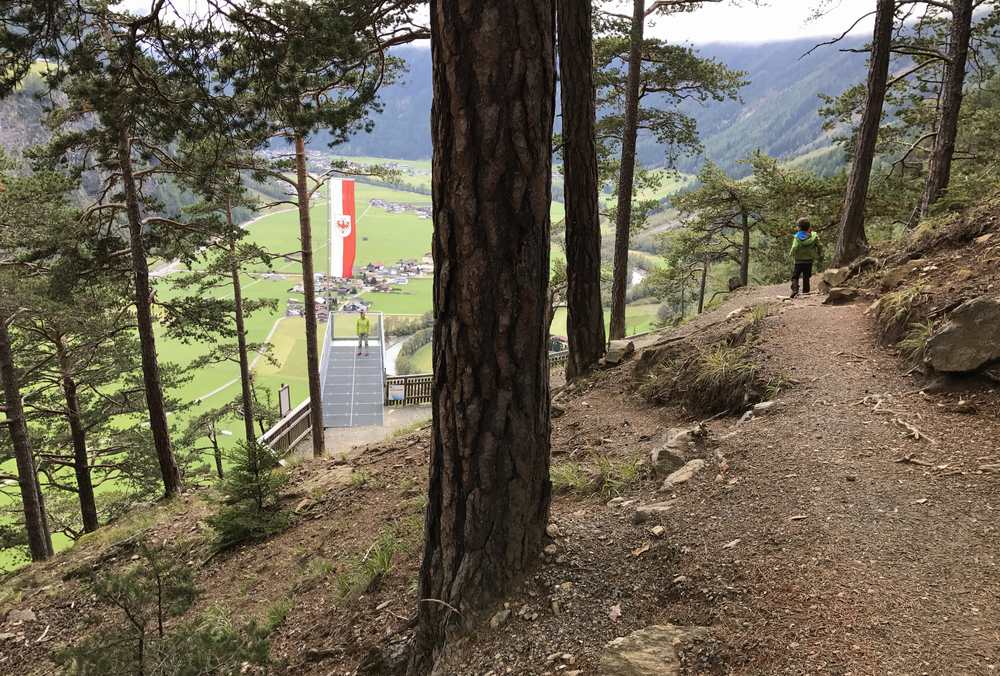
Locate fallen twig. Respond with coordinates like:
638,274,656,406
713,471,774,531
894,418,937,444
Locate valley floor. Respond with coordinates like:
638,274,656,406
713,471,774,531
2,285,999,675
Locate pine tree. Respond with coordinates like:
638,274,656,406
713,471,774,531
558,0,606,378
917,0,974,220
832,0,895,266
209,0,421,458
0,318,52,561
0,1,229,496
408,0,556,670
595,1,745,338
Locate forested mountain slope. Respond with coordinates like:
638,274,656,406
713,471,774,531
1,38,868,177
328,37,869,175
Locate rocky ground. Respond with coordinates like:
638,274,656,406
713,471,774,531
2,216,1000,675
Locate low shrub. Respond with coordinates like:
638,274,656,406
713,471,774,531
208,442,290,551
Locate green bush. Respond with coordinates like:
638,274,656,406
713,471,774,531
208,442,289,551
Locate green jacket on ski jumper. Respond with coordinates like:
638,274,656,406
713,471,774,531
790,232,820,262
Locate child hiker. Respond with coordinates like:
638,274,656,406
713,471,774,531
789,217,820,298
356,309,371,357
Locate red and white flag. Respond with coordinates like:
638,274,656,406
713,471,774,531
329,178,357,278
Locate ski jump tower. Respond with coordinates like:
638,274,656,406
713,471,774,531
328,178,357,279
319,178,385,428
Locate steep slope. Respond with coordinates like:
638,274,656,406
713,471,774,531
4,209,999,674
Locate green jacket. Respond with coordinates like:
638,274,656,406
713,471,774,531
790,232,820,262
356,316,371,335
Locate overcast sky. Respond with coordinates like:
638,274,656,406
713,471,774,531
645,0,876,45
119,0,878,45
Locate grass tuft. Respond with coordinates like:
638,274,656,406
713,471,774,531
550,462,594,495
898,319,936,365
333,530,404,600
874,284,926,345
551,457,648,498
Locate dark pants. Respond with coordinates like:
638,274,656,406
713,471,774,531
791,261,813,296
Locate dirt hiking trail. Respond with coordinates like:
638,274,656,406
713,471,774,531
680,288,1000,673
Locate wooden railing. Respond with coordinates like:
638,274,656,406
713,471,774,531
258,398,313,456
385,374,433,406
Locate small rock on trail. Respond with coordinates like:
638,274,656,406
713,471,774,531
600,624,710,676
659,459,706,491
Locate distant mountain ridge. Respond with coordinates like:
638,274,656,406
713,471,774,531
0,36,870,181
328,36,870,177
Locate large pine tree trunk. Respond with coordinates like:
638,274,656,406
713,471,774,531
697,259,709,314
740,214,751,286
558,0,606,379
117,127,183,497
55,338,99,533
0,321,51,561
293,136,325,458
226,200,258,447
918,0,973,219
407,1,555,671
833,0,894,267
609,0,645,340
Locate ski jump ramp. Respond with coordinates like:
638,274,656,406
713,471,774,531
319,178,386,429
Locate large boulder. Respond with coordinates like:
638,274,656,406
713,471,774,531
823,287,860,305
600,624,710,676
881,259,922,292
604,340,636,366
819,267,851,294
925,296,1000,372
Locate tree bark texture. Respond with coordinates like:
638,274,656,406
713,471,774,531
698,259,709,314
408,1,556,671
918,0,973,219
226,200,259,447
740,215,751,286
209,425,224,480
833,0,894,267
294,135,325,458
558,0,606,379
117,127,183,497
55,338,99,533
0,321,52,561
609,0,645,340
